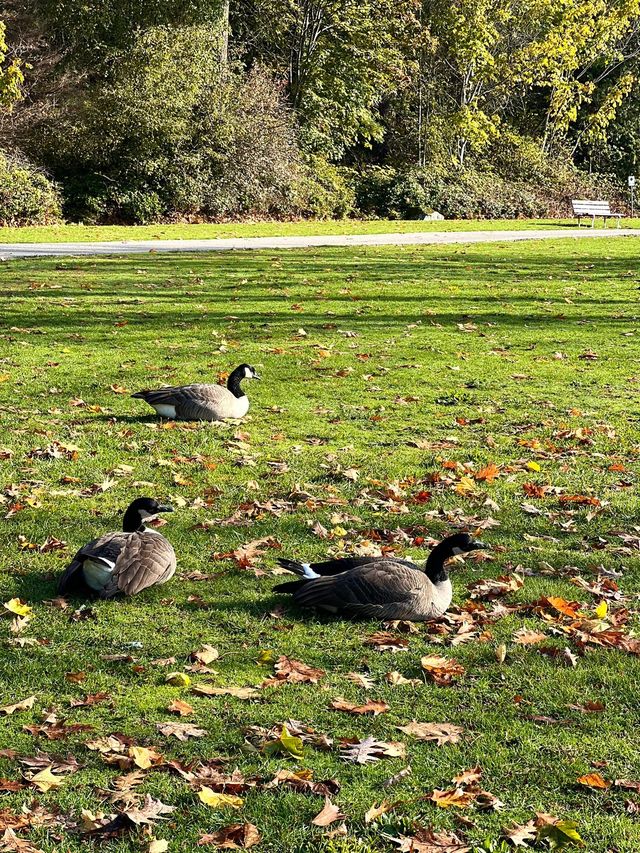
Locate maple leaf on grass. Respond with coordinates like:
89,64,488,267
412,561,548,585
340,737,405,764
364,800,394,824
577,772,610,789
502,820,537,847
261,655,325,688
168,698,194,716
429,788,476,809
261,725,304,759
363,631,409,652
156,721,206,741
384,826,470,852
124,795,176,826
420,655,465,685
26,766,65,792
198,822,261,848
311,797,346,827
330,697,389,716
0,827,45,853
396,721,463,745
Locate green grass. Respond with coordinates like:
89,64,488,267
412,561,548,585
1,237,640,852
2,216,640,243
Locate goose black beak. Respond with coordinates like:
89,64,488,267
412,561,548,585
157,504,174,513
252,373,262,381
472,540,489,550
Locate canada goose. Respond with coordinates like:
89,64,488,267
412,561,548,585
57,497,176,598
131,364,261,421
272,533,487,621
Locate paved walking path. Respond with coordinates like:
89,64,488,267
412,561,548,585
1,227,639,259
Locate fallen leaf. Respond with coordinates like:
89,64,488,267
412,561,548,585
157,722,206,741
192,685,260,700
198,822,261,848
513,629,547,645
131,746,164,770
261,656,325,687
340,737,405,764
577,772,610,789
191,645,219,665
3,600,32,618
429,788,476,809
502,820,537,847
28,766,64,792
396,721,463,745
330,697,389,716
124,794,176,825
364,800,394,824
420,655,465,685
168,699,194,716
311,797,346,827
261,725,304,759
0,697,36,716
197,788,244,810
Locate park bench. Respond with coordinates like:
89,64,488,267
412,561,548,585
572,199,623,228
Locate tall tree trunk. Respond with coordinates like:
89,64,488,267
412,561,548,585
220,0,230,64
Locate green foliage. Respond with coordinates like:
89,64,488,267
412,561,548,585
0,151,61,226
292,156,356,218
0,20,23,109
29,25,298,223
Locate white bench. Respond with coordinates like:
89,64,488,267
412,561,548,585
572,199,623,228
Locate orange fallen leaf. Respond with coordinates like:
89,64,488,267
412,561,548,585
311,797,346,827
577,772,610,789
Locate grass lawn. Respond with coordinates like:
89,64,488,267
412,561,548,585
2,217,640,243
1,237,639,852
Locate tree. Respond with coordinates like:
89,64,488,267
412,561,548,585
0,20,23,109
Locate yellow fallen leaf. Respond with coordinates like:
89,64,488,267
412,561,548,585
165,672,191,687
527,461,541,472
131,746,162,769
30,766,64,792
595,601,607,619
3,599,32,617
148,841,169,853
197,787,243,809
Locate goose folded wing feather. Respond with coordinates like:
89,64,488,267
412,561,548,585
101,534,176,598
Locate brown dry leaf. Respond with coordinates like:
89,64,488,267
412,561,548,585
386,671,421,687
502,820,537,847
191,645,219,665
567,701,605,713
261,656,325,688
364,800,394,824
513,629,547,645
168,699,194,716
232,537,280,569
577,772,610,789
311,797,346,827
156,722,206,741
330,697,389,716
0,697,36,716
475,463,500,482
124,794,176,825
69,692,110,708
193,685,260,700
397,722,463,746
452,767,483,786
614,779,640,791
0,828,45,853
198,822,261,848
430,788,476,809
387,827,470,852
345,672,375,690
363,632,409,652
420,655,465,685
467,575,523,600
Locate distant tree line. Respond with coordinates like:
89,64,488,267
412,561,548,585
0,0,639,224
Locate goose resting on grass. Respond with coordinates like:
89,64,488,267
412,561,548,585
57,498,176,598
273,533,487,621
131,364,261,421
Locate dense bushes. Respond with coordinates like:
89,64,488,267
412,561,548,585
0,151,61,225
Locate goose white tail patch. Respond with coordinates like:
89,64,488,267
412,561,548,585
153,404,177,418
301,563,321,580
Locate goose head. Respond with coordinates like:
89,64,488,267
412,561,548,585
122,497,174,533
425,532,488,583
233,363,262,382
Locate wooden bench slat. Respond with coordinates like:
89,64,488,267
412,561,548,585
571,199,622,228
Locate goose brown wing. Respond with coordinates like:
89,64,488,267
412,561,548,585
101,532,176,598
134,384,230,419
293,561,426,619
57,532,129,594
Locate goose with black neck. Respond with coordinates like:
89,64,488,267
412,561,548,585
272,533,487,621
57,497,177,598
132,363,261,421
